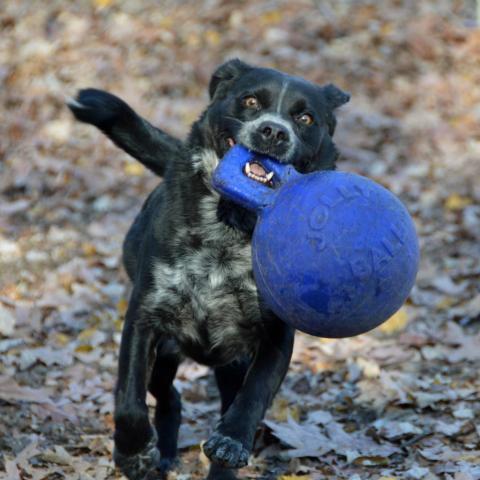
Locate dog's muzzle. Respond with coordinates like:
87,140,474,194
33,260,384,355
257,121,290,147
236,114,296,163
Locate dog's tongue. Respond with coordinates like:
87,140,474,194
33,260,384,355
250,162,267,177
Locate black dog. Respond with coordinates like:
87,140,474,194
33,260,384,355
68,59,349,480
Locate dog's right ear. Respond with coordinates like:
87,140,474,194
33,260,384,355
209,59,252,100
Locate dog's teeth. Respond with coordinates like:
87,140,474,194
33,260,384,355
245,167,272,185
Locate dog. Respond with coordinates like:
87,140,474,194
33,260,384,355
68,59,349,480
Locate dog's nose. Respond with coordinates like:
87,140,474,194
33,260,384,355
258,121,289,144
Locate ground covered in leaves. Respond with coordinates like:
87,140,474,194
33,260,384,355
1,1,480,479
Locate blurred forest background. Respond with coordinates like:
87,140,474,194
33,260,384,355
1,0,480,479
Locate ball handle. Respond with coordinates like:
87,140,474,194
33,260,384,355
212,145,302,213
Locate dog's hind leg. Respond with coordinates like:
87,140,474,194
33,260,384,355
113,294,161,479
148,341,182,475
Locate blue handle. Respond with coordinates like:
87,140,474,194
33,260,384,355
211,145,302,212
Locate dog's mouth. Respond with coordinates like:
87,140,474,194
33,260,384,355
244,161,274,186
227,137,274,187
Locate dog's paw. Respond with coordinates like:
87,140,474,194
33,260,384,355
67,88,131,129
157,456,179,475
206,462,238,480
203,432,249,469
113,433,161,480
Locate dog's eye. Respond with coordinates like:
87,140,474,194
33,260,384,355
298,113,314,126
242,96,259,109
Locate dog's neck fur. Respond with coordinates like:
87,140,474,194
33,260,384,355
187,140,257,235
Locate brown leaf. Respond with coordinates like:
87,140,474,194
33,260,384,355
373,419,422,441
39,446,74,466
378,308,409,334
325,421,399,462
263,416,330,458
0,304,15,336
0,376,75,421
265,416,399,462
0,376,55,404
430,275,468,296
4,459,21,480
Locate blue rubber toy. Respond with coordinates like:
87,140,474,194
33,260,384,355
212,145,420,338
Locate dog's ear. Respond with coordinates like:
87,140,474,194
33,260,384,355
322,83,350,110
320,84,350,136
209,59,252,99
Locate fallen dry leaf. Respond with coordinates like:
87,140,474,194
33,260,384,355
264,416,330,458
444,193,472,211
0,376,55,404
378,307,409,334
39,446,74,466
278,476,311,480
373,418,422,440
0,304,16,336
1,1,480,479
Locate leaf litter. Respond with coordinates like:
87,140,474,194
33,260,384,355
1,0,480,479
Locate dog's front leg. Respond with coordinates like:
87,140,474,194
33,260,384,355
204,319,295,469
68,88,182,177
113,295,160,479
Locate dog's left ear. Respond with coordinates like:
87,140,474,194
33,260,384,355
322,83,350,110
320,84,350,136
209,59,252,100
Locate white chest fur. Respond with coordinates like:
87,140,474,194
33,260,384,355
146,192,261,360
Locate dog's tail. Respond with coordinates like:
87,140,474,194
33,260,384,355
67,89,182,176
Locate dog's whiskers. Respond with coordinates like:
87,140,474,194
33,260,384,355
225,116,245,125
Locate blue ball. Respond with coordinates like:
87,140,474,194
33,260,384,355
213,146,420,338
252,170,419,337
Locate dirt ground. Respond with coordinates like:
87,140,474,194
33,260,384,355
1,1,480,479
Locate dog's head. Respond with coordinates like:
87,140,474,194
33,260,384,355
193,59,349,178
